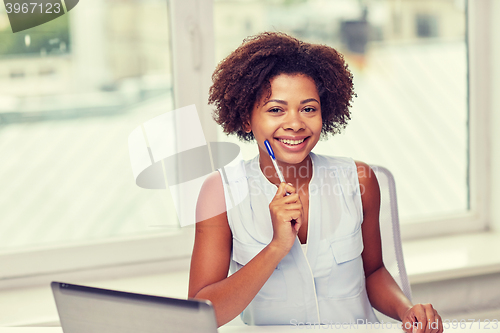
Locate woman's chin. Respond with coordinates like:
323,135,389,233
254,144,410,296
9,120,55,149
276,153,310,166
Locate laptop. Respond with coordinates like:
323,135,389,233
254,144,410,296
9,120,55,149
51,281,218,333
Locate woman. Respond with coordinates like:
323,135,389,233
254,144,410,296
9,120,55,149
188,32,443,333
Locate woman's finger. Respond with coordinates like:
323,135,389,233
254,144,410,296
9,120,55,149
276,207,301,222
273,193,300,206
424,304,436,333
412,305,427,333
274,182,288,198
282,202,303,211
284,182,296,194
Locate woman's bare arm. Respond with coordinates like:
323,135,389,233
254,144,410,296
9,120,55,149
356,161,443,333
188,172,300,327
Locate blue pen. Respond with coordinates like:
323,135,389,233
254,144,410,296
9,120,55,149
264,140,290,196
264,140,294,227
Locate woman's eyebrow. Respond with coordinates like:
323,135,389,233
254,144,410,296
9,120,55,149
300,98,320,104
263,99,287,106
263,98,319,106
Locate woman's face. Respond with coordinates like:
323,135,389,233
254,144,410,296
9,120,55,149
246,73,322,166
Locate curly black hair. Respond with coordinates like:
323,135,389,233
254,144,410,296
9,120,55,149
209,32,355,141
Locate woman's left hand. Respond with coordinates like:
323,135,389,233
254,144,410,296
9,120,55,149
400,303,443,333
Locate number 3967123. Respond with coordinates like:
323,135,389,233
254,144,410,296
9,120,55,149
5,2,62,14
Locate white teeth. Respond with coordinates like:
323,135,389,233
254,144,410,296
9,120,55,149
279,138,305,145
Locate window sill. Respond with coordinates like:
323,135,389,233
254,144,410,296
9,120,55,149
403,231,500,284
2,231,500,327
0,260,191,327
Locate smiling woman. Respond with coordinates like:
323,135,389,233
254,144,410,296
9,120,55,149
189,32,443,331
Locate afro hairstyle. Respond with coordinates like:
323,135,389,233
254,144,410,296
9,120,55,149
209,32,355,141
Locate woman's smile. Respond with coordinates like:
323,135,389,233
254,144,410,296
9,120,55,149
274,135,309,152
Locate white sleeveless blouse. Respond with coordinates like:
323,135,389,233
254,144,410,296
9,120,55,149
219,152,378,325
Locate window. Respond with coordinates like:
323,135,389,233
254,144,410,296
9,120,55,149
0,0,214,282
0,0,178,251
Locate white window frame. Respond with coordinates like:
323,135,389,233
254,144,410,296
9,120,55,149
400,0,491,240
491,0,500,233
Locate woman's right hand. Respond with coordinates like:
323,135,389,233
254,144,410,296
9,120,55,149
191,173,306,326
268,182,303,255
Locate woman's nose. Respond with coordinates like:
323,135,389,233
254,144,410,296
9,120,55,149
283,111,305,131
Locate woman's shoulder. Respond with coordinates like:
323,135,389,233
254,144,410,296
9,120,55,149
196,171,227,223
196,154,256,221
352,160,377,182
352,160,380,200
201,171,224,190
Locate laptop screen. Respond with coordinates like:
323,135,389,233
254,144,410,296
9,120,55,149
51,281,218,333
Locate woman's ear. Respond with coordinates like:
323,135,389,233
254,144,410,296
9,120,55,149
243,119,252,133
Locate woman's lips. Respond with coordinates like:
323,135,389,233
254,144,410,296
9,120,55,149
274,137,309,151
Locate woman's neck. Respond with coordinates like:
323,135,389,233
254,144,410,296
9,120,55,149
258,151,313,187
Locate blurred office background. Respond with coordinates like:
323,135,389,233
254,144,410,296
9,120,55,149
1,0,499,327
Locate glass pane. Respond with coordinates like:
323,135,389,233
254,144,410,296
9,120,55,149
214,0,468,222
0,0,177,251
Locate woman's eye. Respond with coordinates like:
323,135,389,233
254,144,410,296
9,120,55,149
303,107,316,113
268,107,282,113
